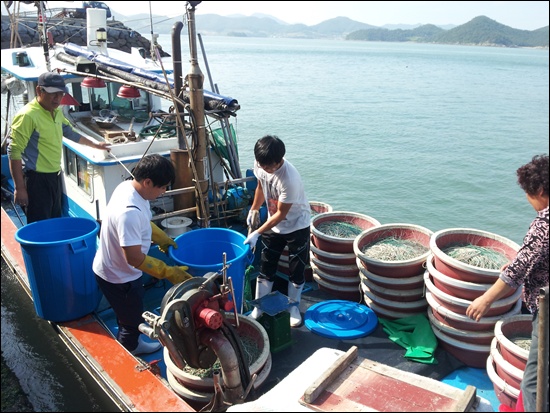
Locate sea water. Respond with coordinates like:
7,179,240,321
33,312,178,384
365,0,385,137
160,34,549,245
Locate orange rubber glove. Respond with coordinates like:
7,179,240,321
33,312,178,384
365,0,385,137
151,221,177,254
136,255,192,285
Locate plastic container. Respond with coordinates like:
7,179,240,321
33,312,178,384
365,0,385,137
429,228,520,283
311,211,381,253
354,223,433,278
161,216,193,238
15,217,102,322
169,228,253,313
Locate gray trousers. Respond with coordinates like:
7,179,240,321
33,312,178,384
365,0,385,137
521,310,548,412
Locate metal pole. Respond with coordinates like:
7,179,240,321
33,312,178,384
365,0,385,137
186,2,209,227
38,1,51,71
198,33,241,179
536,286,548,412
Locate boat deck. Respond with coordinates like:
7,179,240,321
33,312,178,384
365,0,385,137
0,197,502,412
98,268,502,411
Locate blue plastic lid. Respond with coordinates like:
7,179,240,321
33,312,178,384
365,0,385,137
304,300,378,339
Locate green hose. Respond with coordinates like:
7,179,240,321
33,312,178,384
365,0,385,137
138,123,177,139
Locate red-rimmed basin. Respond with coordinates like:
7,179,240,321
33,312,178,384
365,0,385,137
429,228,520,283
424,271,522,316
494,314,531,371
426,291,522,332
361,284,427,313
431,323,490,368
311,211,381,254
427,307,495,345
363,295,426,320
490,337,523,390
309,201,333,217
486,354,519,410
426,254,511,301
310,254,360,278
360,274,425,302
312,273,362,302
310,263,360,285
354,223,432,278
357,258,425,290
310,239,356,265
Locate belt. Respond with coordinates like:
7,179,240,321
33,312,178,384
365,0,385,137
25,170,61,176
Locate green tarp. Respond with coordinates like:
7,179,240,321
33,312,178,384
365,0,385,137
378,314,438,364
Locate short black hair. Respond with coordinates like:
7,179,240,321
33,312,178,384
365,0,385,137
516,154,549,196
254,135,285,166
132,154,175,187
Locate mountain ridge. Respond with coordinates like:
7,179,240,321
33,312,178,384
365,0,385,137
116,12,548,47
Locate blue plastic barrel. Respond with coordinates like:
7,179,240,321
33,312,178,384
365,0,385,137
15,217,102,322
169,228,253,313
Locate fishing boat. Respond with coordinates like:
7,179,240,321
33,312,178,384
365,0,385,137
1,2,545,412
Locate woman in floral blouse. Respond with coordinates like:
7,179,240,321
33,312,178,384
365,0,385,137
467,154,548,412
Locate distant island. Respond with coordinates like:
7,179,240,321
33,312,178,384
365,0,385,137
118,13,548,48
1,12,547,53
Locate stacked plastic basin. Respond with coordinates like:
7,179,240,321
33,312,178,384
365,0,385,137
354,223,432,320
487,314,532,410
310,211,380,301
425,228,522,368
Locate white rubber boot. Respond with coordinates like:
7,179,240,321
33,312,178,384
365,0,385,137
131,335,162,356
287,282,304,328
250,278,274,319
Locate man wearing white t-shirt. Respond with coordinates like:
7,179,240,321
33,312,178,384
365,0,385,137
93,154,192,355
245,135,311,327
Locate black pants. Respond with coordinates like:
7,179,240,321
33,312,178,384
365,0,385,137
258,226,310,285
94,274,144,352
24,170,62,224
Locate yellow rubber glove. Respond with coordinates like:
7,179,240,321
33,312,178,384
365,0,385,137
136,255,192,285
151,221,177,254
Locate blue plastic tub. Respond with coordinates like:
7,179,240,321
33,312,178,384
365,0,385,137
169,228,253,313
15,217,102,322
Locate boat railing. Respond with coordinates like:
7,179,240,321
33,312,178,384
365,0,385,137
150,175,256,225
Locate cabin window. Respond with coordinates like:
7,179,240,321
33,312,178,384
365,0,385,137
65,149,93,196
112,83,150,122
81,84,111,112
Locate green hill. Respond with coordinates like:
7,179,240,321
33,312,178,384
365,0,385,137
347,16,549,48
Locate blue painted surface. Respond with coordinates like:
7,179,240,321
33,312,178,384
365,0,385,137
442,366,500,411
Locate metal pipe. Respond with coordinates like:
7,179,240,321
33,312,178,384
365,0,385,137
200,329,243,404
171,20,185,150
186,2,209,226
154,46,208,226
536,286,549,412
158,328,187,370
150,207,197,222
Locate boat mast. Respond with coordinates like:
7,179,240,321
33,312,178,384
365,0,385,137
37,0,51,71
185,1,209,227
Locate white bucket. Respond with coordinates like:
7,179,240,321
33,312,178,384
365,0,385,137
161,217,193,238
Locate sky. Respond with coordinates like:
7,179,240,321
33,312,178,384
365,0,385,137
2,1,549,31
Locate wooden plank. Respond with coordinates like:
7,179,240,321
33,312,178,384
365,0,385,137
451,385,477,412
303,346,358,403
299,354,477,412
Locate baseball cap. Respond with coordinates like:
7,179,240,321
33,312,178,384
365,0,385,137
38,72,68,94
